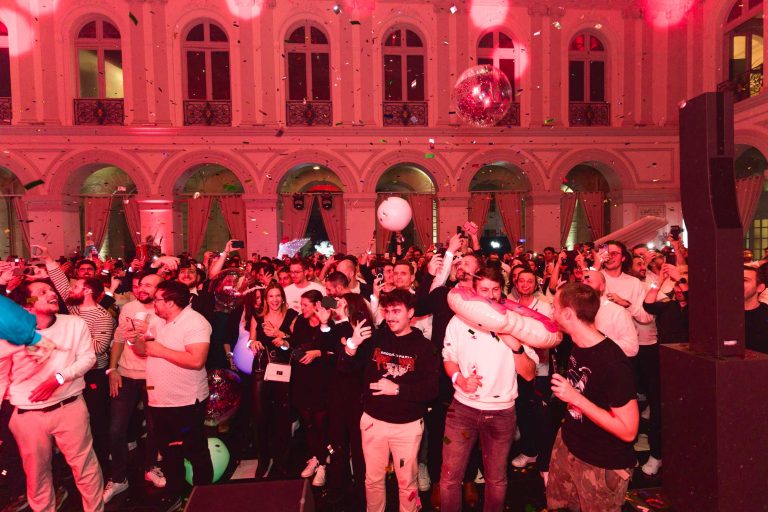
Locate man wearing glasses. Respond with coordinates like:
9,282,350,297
131,280,212,509
599,241,655,333
284,258,326,312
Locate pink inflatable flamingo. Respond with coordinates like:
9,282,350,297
447,286,561,348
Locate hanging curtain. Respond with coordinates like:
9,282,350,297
496,192,524,244
318,194,347,253
122,198,142,246
84,196,113,251
281,194,315,241
560,193,578,247
736,175,765,234
469,192,492,231
406,193,434,250
187,196,213,257
375,193,395,253
218,196,248,245
11,197,30,252
579,191,606,241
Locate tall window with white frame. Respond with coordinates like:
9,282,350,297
285,24,332,126
477,30,519,126
182,21,232,125
720,0,764,102
0,21,10,124
74,19,124,125
568,32,608,127
382,27,427,126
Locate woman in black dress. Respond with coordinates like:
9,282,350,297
249,282,298,479
292,289,334,484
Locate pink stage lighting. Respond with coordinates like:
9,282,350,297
641,0,696,29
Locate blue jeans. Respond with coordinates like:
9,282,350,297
439,399,516,512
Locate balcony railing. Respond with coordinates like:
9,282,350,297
74,99,124,125
569,102,611,127
183,100,232,126
497,102,521,126
286,100,332,126
0,97,10,125
717,64,763,103
383,101,428,126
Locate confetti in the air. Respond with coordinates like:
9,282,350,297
23,179,44,190
129,13,138,25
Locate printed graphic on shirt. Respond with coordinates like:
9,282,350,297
372,348,416,379
566,355,592,422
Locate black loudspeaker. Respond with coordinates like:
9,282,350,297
184,479,315,512
661,345,768,512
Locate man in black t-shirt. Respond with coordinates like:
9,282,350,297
744,265,768,353
547,283,639,512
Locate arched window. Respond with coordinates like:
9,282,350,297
286,24,330,102
477,31,518,125
0,21,10,124
477,31,515,90
183,21,231,101
75,19,123,99
383,28,425,101
568,32,608,126
284,24,332,126
182,21,231,125
721,0,763,102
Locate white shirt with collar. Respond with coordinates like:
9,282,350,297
595,297,639,357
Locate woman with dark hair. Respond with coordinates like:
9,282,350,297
322,293,374,508
248,282,298,479
292,289,334,485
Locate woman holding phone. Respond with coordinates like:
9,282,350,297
248,282,297,479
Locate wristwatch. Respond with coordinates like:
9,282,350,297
54,372,65,385
511,345,525,355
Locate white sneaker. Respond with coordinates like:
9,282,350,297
103,479,129,503
145,466,167,488
641,456,662,476
417,463,431,492
312,465,327,486
301,456,320,478
510,453,538,468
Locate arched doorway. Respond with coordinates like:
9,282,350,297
561,163,612,247
278,164,345,255
174,164,245,259
469,163,529,253
375,163,436,253
736,145,768,255
0,167,27,258
78,166,137,259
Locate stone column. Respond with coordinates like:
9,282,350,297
622,6,642,126
126,1,150,124
26,195,81,256
527,190,562,249
344,193,377,255
437,191,470,243
244,193,279,258
135,197,176,255
527,4,548,126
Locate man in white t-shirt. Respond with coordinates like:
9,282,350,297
3,281,103,512
440,267,537,512
131,280,212,506
284,259,325,312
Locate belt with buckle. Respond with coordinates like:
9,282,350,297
17,395,78,414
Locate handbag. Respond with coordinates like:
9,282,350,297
264,348,291,383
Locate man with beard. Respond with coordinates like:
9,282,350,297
103,273,166,503
4,281,103,511
42,249,116,478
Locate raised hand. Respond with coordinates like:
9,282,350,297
347,319,372,350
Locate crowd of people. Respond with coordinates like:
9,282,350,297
0,221,767,512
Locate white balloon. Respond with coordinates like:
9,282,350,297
377,197,413,231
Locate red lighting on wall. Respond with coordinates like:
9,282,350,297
641,0,696,29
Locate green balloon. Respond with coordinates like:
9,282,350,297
184,437,230,485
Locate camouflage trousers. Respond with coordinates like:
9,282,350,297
546,430,632,512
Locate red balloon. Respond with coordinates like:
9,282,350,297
453,65,513,127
